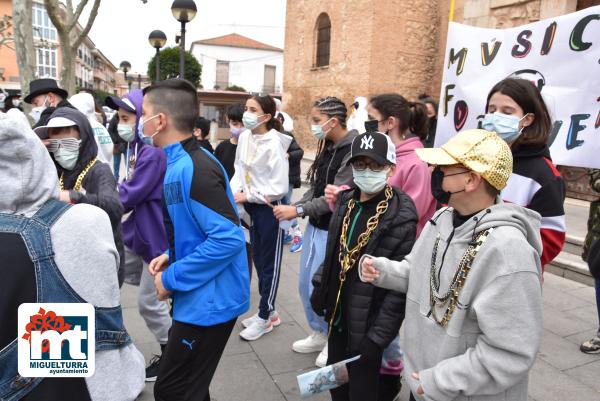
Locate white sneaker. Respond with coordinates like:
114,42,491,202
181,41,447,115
292,331,328,353
315,344,328,367
241,310,281,328
239,318,273,341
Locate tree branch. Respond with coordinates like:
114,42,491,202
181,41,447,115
72,0,99,51
68,0,89,32
44,0,66,33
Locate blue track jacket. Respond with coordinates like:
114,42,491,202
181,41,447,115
161,137,249,326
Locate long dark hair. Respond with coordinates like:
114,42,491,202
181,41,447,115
250,94,283,132
485,78,552,147
369,93,429,140
306,96,348,185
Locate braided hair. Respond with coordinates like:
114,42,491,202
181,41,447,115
307,96,348,185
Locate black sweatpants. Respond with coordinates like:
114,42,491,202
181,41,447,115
154,318,236,401
327,325,385,401
245,202,284,320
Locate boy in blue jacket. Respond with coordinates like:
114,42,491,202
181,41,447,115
144,79,249,401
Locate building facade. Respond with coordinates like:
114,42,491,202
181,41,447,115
93,49,118,94
283,0,452,150
190,33,284,94
0,0,117,98
75,35,95,90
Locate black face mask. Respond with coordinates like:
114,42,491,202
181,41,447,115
430,166,468,204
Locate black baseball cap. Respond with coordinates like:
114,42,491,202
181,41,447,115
347,120,396,166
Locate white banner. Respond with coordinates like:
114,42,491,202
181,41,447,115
436,6,600,168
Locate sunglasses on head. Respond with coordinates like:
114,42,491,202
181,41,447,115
45,138,81,153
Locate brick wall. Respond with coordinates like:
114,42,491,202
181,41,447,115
283,0,449,150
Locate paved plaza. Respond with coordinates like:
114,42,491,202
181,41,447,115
124,218,600,401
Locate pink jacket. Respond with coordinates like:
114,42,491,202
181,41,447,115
388,138,436,237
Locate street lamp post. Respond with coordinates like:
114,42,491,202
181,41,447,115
171,0,197,80
120,60,131,93
148,30,167,82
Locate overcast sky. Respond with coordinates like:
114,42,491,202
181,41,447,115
84,0,287,74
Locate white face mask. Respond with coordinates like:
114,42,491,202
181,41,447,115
139,114,160,146
242,112,265,130
29,96,49,123
12,99,21,107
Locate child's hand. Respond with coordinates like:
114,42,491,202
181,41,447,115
154,272,172,301
234,192,247,204
412,372,425,395
273,205,297,220
324,184,340,205
361,257,380,282
148,254,169,276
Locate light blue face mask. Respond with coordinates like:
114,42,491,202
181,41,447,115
352,167,388,194
242,112,265,130
117,124,135,143
482,112,530,144
138,114,160,146
53,147,79,170
311,118,333,141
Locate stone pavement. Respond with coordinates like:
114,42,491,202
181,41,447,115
123,246,600,401
122,178,600,401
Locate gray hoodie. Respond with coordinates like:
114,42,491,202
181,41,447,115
0,110,145,401
359,201,543,401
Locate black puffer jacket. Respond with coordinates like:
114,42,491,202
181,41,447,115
311,186,417,353
284,131,304,189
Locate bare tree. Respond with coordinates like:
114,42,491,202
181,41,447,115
0,15,14,49
44,0,101,95
12,0,35,103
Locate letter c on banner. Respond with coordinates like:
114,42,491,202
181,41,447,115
570,14,600,51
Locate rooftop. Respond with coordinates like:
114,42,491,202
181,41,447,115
191,33,283,52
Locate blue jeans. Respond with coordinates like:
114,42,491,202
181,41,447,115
299,223,329,333
113,151,122,180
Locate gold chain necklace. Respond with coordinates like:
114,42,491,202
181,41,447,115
59,158,98,192
429,227,494,327
329,185,393,329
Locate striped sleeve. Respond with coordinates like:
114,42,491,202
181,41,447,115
501,159,566,270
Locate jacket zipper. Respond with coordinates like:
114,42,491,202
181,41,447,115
325,147,338,186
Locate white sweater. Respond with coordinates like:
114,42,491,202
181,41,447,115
230,128,291,204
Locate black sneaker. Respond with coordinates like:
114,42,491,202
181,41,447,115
145,354,161,382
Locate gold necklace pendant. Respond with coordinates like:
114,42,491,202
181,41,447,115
330,185,394,329
59,158,98,192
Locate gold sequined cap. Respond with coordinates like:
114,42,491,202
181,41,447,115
415,129,513,190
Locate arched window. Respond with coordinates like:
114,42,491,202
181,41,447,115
315,13,331,67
